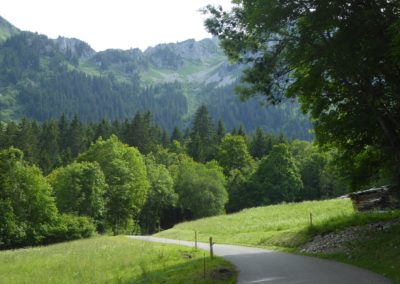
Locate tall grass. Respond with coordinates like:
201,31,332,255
0,236,235,284
156,198,400,249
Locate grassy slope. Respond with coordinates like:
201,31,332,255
0,236,236,284
157,199,355,249
156,198,400,283
319,223,400,283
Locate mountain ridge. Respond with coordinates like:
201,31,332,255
0,16,312,139
0,16,19,42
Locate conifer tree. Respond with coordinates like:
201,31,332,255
216,119,226,143
171,126,183,144
39,121,61,174
187,105,216,162
250,127,269,159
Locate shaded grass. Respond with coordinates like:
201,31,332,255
0,236,236,284
316,223,400,284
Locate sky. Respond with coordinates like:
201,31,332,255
1,0,233,51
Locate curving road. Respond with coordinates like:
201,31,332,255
128,236,390,284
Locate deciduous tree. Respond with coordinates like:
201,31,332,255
205,0,400,188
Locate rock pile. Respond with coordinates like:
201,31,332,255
300,218,400,254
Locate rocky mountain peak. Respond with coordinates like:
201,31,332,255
54,36,96,62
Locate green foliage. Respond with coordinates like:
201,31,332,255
78,135,150,234
124,112,162,154
139,156,177,233
0,237,236,284
175,159,228,219
46,214,96,243
251,144,303,205
217,134,253,175
0,147,96,249
188,105,216,162
48,162,106,222
205,0,400,188
290,140,346,200
0,147,58,248
249,127,272,159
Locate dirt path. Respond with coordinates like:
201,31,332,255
128,236,390,284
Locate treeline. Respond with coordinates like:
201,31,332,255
0,106,346,249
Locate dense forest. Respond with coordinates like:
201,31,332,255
0,106,346,249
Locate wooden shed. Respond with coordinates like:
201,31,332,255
348,185,400,212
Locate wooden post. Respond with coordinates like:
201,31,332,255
310,212,313,227
203,252,206,279
195,231,198,249
209,237,214,259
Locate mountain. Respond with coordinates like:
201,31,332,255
0,17,312,139
0,16,19,42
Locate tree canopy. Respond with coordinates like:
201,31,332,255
175,159,228,219
48,162,106,222
205,0,400,188
78,135,149,234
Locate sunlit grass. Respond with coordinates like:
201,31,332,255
156,198,400,282
0,236,236,284
156,198,400,249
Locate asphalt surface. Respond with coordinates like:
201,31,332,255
128,236,391,284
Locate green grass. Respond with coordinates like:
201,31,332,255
156,198,400,282
318,223,400,284
0,236,236,284
156,198,355,249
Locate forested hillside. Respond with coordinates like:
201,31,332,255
0,16,312,139
0,107,345,248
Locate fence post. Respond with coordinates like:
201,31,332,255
209,237,214,259
203,252,206,279
310,212,313,227
195,231,198,249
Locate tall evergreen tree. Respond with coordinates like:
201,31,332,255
94,119,112,141
13,118,39,165
216,119,226,143
237,123,246,137
125,112,160,154
39,121,61,174
170,126,183,144
65,114,86,160
187,105,216,162
250,127,270,159
58,113,69,153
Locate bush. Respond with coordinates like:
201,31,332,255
45,214,96,244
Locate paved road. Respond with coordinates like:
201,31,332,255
128,236,390,284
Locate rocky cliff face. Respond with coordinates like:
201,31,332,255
54,37,96,62
144,38,221,64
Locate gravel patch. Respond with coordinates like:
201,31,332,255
300,218,400,254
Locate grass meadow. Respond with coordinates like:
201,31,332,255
0,236,236,284
156,197,400,283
